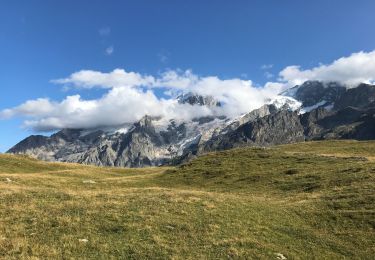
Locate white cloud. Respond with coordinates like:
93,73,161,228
0,98,55,119
2,69,285,131
105,45,114,56
279,50,375,86
3,50,375,132
51,69,155,89
2,87,218,131
155,69,198,90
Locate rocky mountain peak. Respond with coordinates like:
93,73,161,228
134,115,154,129
51,128,83,142
292,81,346,107
177,92,221,107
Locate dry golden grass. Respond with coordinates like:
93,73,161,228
1,140,374,259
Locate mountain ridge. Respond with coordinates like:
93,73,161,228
8,81,375,167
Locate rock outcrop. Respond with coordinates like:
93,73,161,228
202,109,304,152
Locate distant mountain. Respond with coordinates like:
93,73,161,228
8,81,375,167
177,92,222,107
282,80,346,107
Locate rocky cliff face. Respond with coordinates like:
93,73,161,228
302,106,375,140
8,82,375,167
292,81,346,107
334,83,375,110
202,109,305,152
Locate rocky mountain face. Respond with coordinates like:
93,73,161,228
285,81,375,140
178,93,222,107
302,106,375,140
8,82,375,167
284,81,346,107
202,109,305,151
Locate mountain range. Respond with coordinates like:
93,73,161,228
7,80,375,167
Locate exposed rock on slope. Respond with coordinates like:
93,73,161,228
292,81,346,107
302,106,375,140
202,109,305,152
334,83,375,110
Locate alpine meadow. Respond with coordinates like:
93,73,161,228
1,1,375,259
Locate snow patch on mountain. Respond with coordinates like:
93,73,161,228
280,86,299,98
299,100,328,114
269,96,302,111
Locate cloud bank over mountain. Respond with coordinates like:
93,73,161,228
2,50,375,131
279,50,375,86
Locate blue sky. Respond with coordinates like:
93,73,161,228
1,0,375,152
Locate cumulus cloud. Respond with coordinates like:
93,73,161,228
1,87,219,131
52,67,284,115
51,69,155,89
279,50,375,86
3,49,375,131
2,69,285,131
0,98,55,119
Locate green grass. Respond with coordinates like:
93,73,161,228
1,140,374,259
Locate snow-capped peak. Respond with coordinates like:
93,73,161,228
269,95,302,111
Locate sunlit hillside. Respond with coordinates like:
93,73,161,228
1,140,374,259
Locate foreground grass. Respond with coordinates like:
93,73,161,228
0,140,374,259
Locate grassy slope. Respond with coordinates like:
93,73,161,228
0,140,374,259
